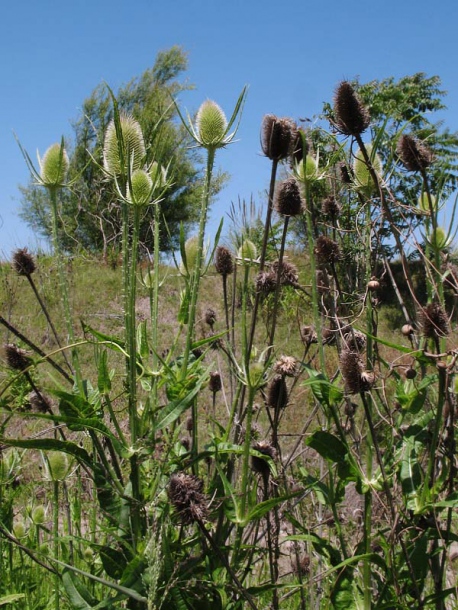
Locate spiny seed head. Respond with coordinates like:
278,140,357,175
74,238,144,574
421,303,449,339
397,134,434,172
238,239,257,263
39,143,69,187
251,440,276,478
322,327,337,345
333,81,370,137
168,472,208,524
204,307,217,328
428,227,449,250
4,344,30,371
340,350,372,394
271,260,299,287
322,196,341,218
214,246,234,276
261,115,297,161
314,236,342,264
127,169,153,206
293,555,311,576
255,271,277,294
274,355,297,377
343,330,366,352
209,371,222,393
103,114,146,177
266,375,288,410
12,248,36,276
274,177,303,216
295,155,319,185
195,100,228,149
339,161,353,184
46,451,69,481
418,191,438,214
301,325,318,345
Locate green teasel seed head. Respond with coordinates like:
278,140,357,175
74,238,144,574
13,520,27,539
46,451,69,481
195,100,228,149
353,144,382,194
31,505,46,525
127,169,153,206
103,114,146,177
39,143,69,188
238,239,257,263
180,235,208,275
294,155,319,185
418,192,438,214
428,227,449,250
149,161,168,192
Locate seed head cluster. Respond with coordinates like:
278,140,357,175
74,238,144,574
4,344,31,371
266,375,289,410
271,260,299,287
168,472,208,525
274,355,297,377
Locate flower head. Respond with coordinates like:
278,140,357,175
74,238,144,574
103,113,146,177
39,143,69,188
274,177,303,216
12,248,36,276
333,81,370,137
168,472,208,524
261,115,297,161
397,134,434,172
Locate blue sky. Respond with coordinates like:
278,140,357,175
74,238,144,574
2,0,458,257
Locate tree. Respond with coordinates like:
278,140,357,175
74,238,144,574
19,46,224,259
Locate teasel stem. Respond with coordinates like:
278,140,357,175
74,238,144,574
246,158,279,360
48,186,82,391
53,479,60,610
181,148,216,378
23,273,71,372
302,179,325,370
267,216,289,360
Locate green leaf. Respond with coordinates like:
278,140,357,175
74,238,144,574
136,321,149,361
0,438,92,468
242,490,301,526
306,430,347,463
97,350,112,394
82,323,126,354
62,570,98,609
302,366,343,407
0,595,26,606
99,546,127,580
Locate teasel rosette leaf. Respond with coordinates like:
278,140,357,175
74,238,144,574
332,81,370,137
103,113,146,177
175,87,247,151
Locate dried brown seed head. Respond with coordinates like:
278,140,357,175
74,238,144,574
274,355,297,377
12,248,36,276
333,81,370,137
322,196,341,218
266,375,288,410
271,260,299,287
214,246,234,276
314,236,342,264
343,330,366,352
4,344,31,371
397,134,434,172
168,472,208,524
29,391,52,413
251,440,277,478
301,325,318,345
255,271,277,294
421,303,449,339
209,371,222,393
261,115,297,161
274,177,303,216
204,307,217,328
340,350,366,394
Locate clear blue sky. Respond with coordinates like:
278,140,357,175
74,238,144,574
2,0,458,257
